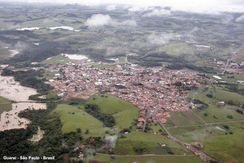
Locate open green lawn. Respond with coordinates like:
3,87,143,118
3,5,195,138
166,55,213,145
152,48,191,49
203,123,244,162
168,125,227,143
114,130,190,155
0,96,12,114
52,104,108,137
87,94,138,129
165,85,244,163
46,91,58,100
167,123,244,163
51,89,243,163
215,74,244,83
165,111,204,127
41,54,70,65
51,94,138,137
213,87,244,105
189,87,244,123
92,153,203,163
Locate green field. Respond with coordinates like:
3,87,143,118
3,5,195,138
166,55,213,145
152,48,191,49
166,122,244,162
51,89,244,163
86,94,139,129
164,84,244,163
52,95,201,162
114,130,190,155
52,94,139,137
214,88,244,105
203,123,244,162
92,153,203,163
0,96,12,114
189,86,244,123
165,111,204,127
41,54,70,65
52,104,108,137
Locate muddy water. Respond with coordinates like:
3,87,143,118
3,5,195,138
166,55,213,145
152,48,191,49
0,76,38,101
0,75,46,131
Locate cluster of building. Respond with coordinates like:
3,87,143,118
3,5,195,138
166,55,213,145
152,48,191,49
48,62,206,128
214,57,244,75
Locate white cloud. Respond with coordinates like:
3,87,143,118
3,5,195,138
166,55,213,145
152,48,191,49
143,9,171,17
236,14,244,23
4,0,244,13
85,14,112,27
85,14,137,27
148,33,181,45
120,20,137,26
128,6,147,12
106,4,116,11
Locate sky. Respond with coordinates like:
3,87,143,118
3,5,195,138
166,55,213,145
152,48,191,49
3,0,244,13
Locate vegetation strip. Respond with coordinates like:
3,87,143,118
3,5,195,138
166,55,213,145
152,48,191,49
84,104,115,127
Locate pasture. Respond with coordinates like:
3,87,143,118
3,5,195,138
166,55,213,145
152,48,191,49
92,153,202,163
0,96,12,114
52,104,108,137
86,94,138,129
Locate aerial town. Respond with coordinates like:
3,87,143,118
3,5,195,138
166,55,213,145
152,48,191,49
48,60,207,127
1,1,244,162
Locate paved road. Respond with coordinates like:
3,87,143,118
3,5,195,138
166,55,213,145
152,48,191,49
158,122,215,162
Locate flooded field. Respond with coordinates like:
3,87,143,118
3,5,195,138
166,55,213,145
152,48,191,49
0,74,46,131
0,75,37,101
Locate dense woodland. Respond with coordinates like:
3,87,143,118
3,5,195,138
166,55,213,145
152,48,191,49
0,103,83,162
1,69,51,95
85,104,115,127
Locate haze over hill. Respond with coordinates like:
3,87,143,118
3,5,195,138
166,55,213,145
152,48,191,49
1,0,244,13
0,1,244,163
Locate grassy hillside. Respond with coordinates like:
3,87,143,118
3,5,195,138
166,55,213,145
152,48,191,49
41,55,70,65
203,123,244,162
86,94,139,129
52,104,108,137
93,154,203,163
114,130,190,155
165,84,244,163
0,96,12,114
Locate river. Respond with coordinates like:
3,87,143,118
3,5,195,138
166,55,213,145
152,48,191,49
0,74,46,131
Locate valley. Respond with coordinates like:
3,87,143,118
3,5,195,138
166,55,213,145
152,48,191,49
0,2,244,163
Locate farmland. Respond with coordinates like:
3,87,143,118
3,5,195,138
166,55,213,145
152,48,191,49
164,82,244,162
0,2,244,163
51,96,204,162
114,130,190,155
92,154,203,163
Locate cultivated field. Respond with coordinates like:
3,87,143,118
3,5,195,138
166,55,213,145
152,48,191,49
164,83,244,162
